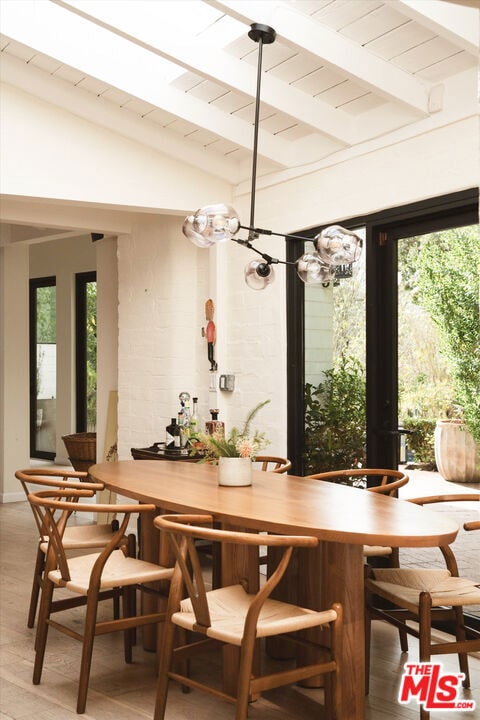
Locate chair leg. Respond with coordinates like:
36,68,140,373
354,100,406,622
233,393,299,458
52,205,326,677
419,593,431,720
128,534,137,646
123,585,136,664
453,605,470,687
236,635,257,720
398,622,409,652
364,602,371,695
28,546,45,628
76,592,99,714
33,574,55,685
154,619,177,720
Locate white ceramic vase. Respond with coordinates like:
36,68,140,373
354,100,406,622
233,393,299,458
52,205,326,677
217,456,252,486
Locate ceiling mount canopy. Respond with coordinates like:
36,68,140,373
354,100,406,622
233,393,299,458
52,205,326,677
183,22,362,290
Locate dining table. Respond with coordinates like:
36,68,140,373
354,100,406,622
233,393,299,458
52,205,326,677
89,459,459,720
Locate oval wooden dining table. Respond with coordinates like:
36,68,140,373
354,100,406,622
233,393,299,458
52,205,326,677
90,460,459,720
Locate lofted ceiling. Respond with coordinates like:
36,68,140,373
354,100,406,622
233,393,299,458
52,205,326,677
0,0,478,241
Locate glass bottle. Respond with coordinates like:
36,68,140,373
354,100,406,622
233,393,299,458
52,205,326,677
205,409,224,436
166,418,178,448
190,397,199,435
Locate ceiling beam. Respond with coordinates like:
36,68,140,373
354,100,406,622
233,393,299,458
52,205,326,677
52,0,355,145
0,53,241,183
396,0,479,53
1,0,297,167
209,0,431,117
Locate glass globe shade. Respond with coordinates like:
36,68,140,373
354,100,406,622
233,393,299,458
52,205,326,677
314,225,363,265
244,260,275,290
191,204,240,244
182,216,215,248
296,253,335,285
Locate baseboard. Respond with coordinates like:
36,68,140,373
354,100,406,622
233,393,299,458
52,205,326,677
1,492,26,504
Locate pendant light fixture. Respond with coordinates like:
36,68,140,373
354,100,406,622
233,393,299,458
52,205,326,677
182,23,362,290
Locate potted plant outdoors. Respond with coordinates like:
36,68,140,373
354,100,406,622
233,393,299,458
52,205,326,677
416,228,480,482
195,400,270,486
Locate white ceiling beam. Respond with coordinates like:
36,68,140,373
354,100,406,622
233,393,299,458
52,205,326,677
0,53,241,182
52,0,355,144
1,1,296,167
209,0,431,116
395,0,479,54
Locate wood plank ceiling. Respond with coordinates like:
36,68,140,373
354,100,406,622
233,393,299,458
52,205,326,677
0,0,478,187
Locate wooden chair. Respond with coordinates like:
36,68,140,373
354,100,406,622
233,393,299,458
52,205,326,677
365,493,480,718
16,467,131,628
28,488,174,714
304,468,409,561
304,467,409,495
153,513,344,720
253,455,292,473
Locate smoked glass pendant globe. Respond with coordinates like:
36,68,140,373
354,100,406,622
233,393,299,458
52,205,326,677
296,253,335,285
182,216,215,248
244,259,275,290
186,204,240,245
314,225,363,265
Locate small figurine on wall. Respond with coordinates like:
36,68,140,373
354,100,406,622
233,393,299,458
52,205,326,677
205,299,218,371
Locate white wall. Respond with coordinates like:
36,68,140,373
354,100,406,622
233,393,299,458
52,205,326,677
0,244,30,501
117,215,211,455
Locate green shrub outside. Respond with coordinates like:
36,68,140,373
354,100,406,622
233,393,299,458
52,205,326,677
303,355,366,476
402,417,437,468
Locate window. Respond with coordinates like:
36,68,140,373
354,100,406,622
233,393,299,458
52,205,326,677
75,272,97,432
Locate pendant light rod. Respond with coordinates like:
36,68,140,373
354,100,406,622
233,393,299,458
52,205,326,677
247,23,276,241
239,224,319,243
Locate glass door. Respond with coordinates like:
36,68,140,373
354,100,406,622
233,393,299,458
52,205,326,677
287,188,478,475
30,277,56,459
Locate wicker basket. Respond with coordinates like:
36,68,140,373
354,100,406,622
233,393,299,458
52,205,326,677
62,432,97,472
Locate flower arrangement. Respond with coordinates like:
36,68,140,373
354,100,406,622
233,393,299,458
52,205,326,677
195,400,270,462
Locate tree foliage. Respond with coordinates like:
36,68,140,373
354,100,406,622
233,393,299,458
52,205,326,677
415,226,480,443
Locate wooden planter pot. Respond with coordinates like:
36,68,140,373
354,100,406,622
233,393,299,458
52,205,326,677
434,420,480,483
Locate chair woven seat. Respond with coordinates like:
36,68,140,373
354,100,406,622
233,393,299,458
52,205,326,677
175,583,336,646
48,548,172,594
367,568,480,613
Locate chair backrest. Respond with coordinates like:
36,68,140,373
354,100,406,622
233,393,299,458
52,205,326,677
154,513,317,631
407,493,480,575
305,468,409,496
16,467,103,498
253,456,292,473
27,489,157,582
16,468,105,537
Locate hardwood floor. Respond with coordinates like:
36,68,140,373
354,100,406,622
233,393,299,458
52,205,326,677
1,499,478,720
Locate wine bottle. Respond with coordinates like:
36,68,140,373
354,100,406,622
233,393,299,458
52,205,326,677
166,418,178,448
